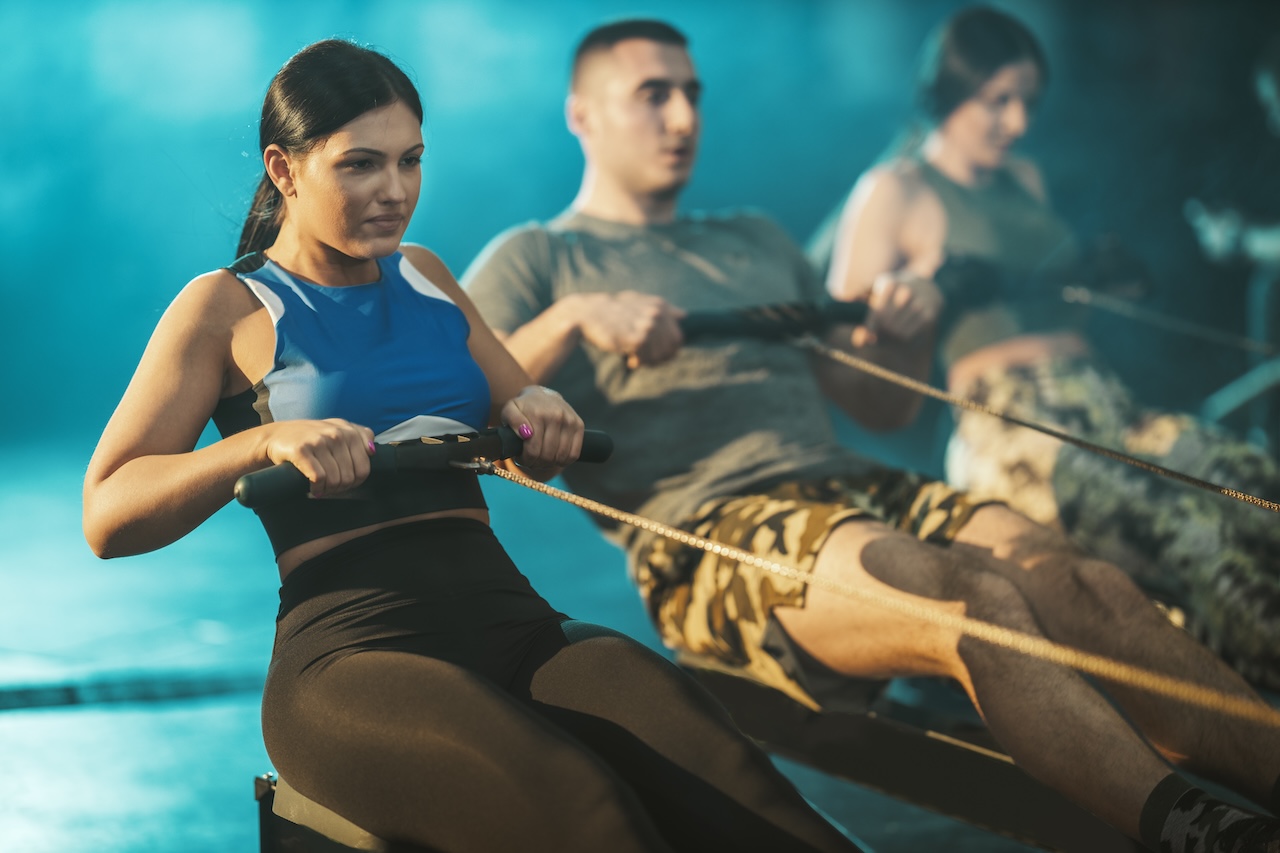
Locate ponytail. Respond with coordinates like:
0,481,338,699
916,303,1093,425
237,174,283,258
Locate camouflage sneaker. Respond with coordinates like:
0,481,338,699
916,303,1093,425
1161,788,1280,853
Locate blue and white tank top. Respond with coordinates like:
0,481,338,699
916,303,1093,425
216,250,490,439
212,250,491,556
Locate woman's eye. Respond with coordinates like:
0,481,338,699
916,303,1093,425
401,155,422,167
348,159,373,170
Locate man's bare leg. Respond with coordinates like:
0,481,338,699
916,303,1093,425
772,517,1171,838
953,504,1280,807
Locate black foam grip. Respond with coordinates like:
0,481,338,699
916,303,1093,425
496,426,613,463
682,301,868,341
234,463,309,508
234,450,399,508
825,301,870,326
580,430,613,463
235,428,613,508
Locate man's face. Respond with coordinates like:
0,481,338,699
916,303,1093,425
572,39,701,198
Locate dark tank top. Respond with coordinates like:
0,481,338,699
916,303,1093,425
916,160,1080,367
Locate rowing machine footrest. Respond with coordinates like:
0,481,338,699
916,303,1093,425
256,773,428,852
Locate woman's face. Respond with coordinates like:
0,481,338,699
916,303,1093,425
940,60,1042,171
277,101,424,260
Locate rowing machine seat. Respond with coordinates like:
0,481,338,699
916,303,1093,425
255,773,430,853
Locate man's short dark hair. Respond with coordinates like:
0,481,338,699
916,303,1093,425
570,19,688,90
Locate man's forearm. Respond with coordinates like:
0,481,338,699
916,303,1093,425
812,324,934,432
495,296,587,384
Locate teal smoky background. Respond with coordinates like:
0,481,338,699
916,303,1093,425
1,1,1277,851
7,0,1279,442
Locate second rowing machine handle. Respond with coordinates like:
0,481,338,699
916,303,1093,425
681,300,869,341
234,426,612,508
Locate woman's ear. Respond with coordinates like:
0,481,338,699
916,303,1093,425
264,145,296,197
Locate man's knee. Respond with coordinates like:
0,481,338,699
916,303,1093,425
949,568,1041,632
1063,558,1156,621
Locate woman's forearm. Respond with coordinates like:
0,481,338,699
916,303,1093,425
812,324,935,432
83,427,274,559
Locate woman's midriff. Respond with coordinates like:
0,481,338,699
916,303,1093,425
947,330,1090,395
276,508,491,581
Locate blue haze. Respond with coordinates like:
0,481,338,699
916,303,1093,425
0,1,1275,850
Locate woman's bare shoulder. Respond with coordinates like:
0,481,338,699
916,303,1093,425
401,240,458,280
399,243,468,302
848,159,936,218
168,268,261,327
400,242,449,277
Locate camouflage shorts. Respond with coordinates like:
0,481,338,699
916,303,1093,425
636,473,993,709
946,354,1280,689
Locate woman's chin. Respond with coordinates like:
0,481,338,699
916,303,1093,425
344,234,406,259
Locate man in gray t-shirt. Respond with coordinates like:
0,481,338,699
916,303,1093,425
464,19,1280,844
467,209,876,552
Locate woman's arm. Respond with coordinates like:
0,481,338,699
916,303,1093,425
402,245,585,477
817,166,943,430
83,272,373,558
828,167,915,303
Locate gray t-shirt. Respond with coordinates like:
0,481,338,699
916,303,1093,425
464,209,873,554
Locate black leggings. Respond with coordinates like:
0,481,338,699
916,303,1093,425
262,518,859,853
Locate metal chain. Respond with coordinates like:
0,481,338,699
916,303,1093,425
798,334,1280,514
485,465,1280,728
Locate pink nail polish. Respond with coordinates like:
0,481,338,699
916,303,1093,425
517,424,534,440
367,440,377,454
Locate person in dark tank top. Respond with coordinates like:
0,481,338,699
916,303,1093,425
814,4,1280,702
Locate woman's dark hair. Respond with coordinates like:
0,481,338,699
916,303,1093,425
915,6,1048,124
237,40,423,257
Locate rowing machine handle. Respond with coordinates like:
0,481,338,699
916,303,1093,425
491,425,614,465
681,300,869,340
232,451,394,509
233,426,612,508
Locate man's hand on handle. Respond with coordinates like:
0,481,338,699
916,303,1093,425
574,291,687,369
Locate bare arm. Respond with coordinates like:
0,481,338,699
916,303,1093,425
83,273,374,558
402,245,599,477
493,290,687,384
817,167,942,431
487,291,596,384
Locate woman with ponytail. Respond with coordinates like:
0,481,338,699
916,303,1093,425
813,5,1280,701
82,39,862,853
